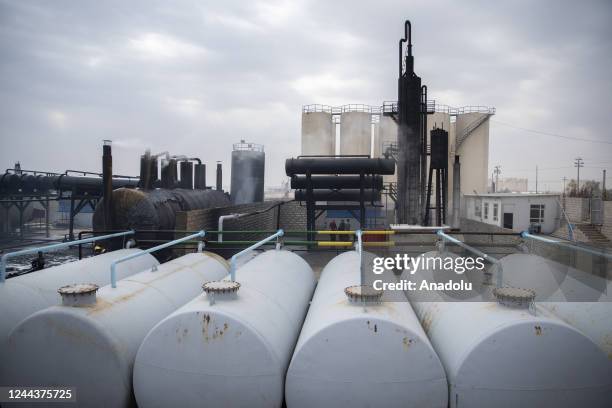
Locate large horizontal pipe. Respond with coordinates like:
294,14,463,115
294,189,381,202
285,158,395,176
0,173,139,195
290,175,383,190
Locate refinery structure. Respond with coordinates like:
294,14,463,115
0,18,611,408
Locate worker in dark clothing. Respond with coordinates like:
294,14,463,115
329,220,338,241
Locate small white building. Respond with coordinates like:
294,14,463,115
463,193,561,234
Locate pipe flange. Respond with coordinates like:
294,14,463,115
345,285,383,303
203,281,241,294
493,286,535,309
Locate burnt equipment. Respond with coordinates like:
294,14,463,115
394,20,429,225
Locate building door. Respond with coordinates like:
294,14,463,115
503,213,513,229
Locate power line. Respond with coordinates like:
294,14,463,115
492,120,612,145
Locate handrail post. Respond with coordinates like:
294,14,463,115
355,229,364,286
0,230,135,283
230,229,284,282
110,231,205,288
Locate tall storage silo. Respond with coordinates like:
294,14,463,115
230,140,265,204
455,112,491,195
340,109,372,156
301,106,335,156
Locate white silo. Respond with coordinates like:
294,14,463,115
455,111,492,194
340,107,372,156
301,105,335,156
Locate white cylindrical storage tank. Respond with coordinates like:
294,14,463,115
133,249,315,408
455,112,490,194
2,252,229,407
500,253,612,358
405,250,612,407
340,111,372,156
286,251,448,408
301,109,334,155
0,248,159,360
399,250,487,302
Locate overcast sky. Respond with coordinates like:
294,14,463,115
1,0,610,191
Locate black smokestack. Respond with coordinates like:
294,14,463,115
102,140,113,230
216,161,222,191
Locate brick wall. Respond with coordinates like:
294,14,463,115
175,200,306,242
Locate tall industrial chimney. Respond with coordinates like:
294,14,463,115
102,140,113,231
452,155,461,229
216,162,223,191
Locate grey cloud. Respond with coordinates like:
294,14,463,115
0,0,610,190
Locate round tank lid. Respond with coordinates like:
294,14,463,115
493,286,536,309
57,283,99,307
345,285,383,303
203,280,241,294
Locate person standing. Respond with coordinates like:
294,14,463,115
329,219,337,242
338,219,346,242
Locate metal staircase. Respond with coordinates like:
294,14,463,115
456,113,494,149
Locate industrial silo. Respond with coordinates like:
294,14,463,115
230,140,265,204
455,111,491,194
301,105,335,155
377,115,398,188
340,108,372,156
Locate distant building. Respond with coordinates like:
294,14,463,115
489,177,529,193
464,193,560,234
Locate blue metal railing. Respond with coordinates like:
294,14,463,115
437,230,502,288
109,231,205,288
230,229,284,281
0,230,135,283
521,231,612,261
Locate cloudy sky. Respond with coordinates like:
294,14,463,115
1,0,610,190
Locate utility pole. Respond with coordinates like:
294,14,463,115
561,176,567,211
574,157,584,193
562,176,567,195
493,165,501,193
535,165,538,193
603,169,607,200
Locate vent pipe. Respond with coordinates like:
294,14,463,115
102,140,113,230
452,155,461,229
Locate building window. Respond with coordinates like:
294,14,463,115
530,204,545,223
493,203,499,221
484,202,489,219
474,201,481,217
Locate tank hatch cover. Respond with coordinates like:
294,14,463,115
203,280,241,294
345,285,383,303
58,283,99,307
493,286,536,309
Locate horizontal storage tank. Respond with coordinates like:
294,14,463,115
406,252,612,407
133,250,316,408
230,141,265,205
2,252,229,407
399,250,487,302
0,248,159,361
301,110,335,155
93,187,230,233
500,253,612,358
411,300,612,407
286,251,448,408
